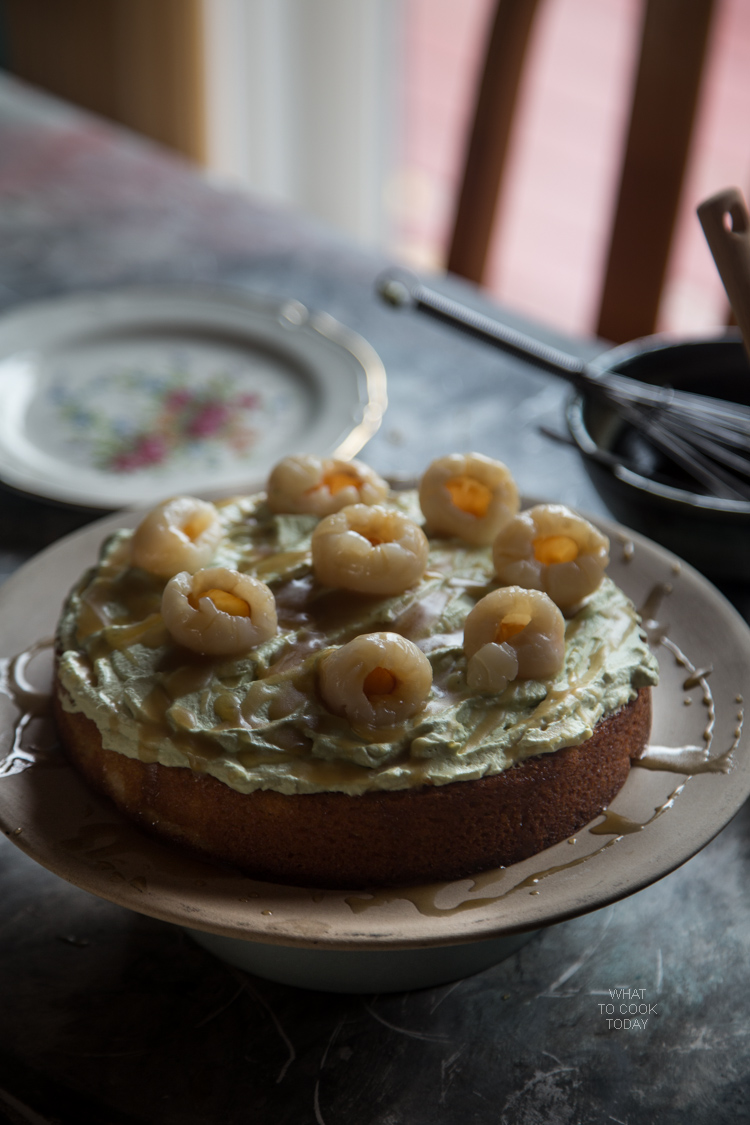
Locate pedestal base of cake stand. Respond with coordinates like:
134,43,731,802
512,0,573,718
184,927,540,993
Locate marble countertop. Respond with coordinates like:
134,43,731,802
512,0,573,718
0,73,748,1125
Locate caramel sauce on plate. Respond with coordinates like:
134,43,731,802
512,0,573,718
0,639,61,777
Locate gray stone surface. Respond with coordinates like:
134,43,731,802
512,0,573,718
0,73,748,1125
2,803,750,1125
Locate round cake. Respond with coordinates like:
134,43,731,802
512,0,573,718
54,454,658,888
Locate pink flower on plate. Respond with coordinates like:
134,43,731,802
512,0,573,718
237,392,260,410
164,388,193,411
187,402,231,437
111,434,169,473
228,427,255,452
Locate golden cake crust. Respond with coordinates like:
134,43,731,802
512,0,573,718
54,683,651,888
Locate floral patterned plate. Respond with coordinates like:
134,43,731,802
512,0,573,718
0,286,387,509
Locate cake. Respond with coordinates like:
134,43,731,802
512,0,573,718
54,453,658,888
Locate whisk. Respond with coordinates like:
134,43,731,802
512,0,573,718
378,247,750,504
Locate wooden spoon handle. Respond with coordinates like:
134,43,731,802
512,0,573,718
697,187,750,356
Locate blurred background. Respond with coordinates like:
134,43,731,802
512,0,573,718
0,0,749,341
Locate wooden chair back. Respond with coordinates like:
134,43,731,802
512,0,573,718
447,0,716,343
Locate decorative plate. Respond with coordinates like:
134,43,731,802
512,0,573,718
1,505,748,976
0,287,386,509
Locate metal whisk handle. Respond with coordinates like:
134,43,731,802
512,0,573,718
377,269,750,502
378,274,589,391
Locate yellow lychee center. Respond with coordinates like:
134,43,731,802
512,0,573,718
181,511,212,542
495,612,531,644
363,666,397,699
319,468,361,495
445,475,492,518
533,535,579,566
190,588,251,617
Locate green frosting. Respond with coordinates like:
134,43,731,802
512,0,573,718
56,493,659,796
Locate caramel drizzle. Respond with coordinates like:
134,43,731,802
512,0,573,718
634,633,741,775
345,778,690,918
616,534,635,564
344,785,683,918
0,638,59,777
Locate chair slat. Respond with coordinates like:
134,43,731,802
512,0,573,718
447,0,541,283
596,0,715,343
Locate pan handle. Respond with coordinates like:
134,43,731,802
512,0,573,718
697,187,750,359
